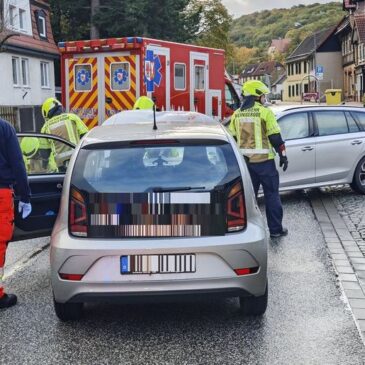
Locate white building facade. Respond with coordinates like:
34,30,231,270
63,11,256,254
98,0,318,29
1,0,59,131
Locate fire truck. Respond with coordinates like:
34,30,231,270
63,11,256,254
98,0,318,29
58,37,240,129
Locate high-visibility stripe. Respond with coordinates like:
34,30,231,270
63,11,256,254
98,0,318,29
240,148,270,155
104,55,137,115
68,57,98,128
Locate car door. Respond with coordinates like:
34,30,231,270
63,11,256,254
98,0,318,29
313,110,365,184
277,111,316,189
12,133,75,241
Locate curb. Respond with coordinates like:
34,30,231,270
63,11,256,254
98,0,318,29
309,190,365,342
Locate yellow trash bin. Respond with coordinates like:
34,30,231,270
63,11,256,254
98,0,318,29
325,89,342,105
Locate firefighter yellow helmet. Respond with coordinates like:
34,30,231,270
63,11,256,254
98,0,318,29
20,137,40,158
42,97,62,120
133,96,155,110
242,80,270,97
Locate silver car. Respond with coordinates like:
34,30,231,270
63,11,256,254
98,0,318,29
13,113,268,321
274,105,365,193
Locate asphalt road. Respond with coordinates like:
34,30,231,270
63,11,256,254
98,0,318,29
1,191,365,365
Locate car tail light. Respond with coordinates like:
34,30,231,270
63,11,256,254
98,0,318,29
226,181,246,233
234,267,259,276
59,273,84,281
69,187,88,237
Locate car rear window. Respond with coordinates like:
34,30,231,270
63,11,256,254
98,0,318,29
71,141,241,193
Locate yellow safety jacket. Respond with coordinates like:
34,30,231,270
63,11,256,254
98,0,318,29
229,102,281,163
41,113,89,168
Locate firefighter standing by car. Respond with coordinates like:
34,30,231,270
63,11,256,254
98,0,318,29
41,98,89,172
0,118,32,308
229,80,288,238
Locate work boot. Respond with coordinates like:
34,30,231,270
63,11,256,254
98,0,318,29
0,294,17,309
270,227,288,238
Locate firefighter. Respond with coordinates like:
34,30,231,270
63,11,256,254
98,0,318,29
0,118,32,308
21,137,58,174
133,96,155,110
41,97,89,172
229,80,288,238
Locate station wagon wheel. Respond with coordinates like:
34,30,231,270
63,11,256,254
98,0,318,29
351,157,365,195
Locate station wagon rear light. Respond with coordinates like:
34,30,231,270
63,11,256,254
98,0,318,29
69,187,88,237
226,181,246,233
59,273,84,281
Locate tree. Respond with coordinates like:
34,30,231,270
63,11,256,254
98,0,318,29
188,0,233,57
227,46,259,74
92,0,200,42
49,0,91,42
0,0,19,52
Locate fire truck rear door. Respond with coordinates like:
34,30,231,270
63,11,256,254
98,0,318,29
66,55,99,129
102,53,140,119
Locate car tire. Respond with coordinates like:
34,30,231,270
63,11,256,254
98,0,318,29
239,284,268,316
54,298,83,321
351,157,365,195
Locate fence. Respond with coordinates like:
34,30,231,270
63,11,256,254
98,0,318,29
0,106,18,129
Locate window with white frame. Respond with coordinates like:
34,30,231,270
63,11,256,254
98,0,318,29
40,62,50,88
174,63,186,90
21,58,29,86
12,57,30,87
19,8,26,30
37,12,46,38
12,57,20,86
9,5,16,27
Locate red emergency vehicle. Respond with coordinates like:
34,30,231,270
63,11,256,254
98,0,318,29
59,37,240,128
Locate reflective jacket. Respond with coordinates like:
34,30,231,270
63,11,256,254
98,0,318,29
228,102,281,163
41,113,88,167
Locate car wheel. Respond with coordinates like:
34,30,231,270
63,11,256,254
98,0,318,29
53,298,83,321
239,284,268,316
351,157,365,194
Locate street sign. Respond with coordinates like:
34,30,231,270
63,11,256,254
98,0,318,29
316,65,324,81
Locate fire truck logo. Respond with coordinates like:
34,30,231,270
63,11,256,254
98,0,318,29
144,50,162,92
76,68,91,86
113,68,128,85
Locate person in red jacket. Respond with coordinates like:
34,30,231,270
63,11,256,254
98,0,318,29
0,118,32,309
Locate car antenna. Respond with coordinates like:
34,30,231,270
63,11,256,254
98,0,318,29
152,96,157,130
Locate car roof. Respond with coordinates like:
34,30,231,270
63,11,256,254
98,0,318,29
270,104,365,117
82,112,229,146
103,110,216,125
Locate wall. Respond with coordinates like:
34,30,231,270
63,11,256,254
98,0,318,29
0,52,55,107
316,51,344,95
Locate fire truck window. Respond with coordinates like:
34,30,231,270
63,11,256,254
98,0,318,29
194,66,205,91
110,62,130,91
75,64,92,92
174,64,186,90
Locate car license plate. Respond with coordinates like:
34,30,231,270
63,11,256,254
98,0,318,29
120,254,196,274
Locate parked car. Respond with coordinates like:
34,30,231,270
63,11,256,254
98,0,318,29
13,112,268,321
273,105,365,194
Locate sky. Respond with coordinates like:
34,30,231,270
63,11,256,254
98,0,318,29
221,0,342,17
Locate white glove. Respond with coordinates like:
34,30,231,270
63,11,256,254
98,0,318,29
18,201,32,219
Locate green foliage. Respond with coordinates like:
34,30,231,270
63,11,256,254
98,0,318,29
188,0,233,57
229,2,345,49
50,0,202,43
49,0,90,41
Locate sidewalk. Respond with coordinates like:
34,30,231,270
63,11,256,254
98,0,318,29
310,190,365,342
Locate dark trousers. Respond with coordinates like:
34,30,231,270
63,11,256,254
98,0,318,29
246,159,283,234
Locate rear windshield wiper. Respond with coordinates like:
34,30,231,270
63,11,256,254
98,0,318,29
151,186,206,192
